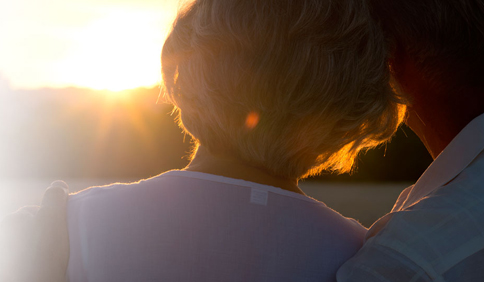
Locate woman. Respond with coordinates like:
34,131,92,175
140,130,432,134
63,0,403,281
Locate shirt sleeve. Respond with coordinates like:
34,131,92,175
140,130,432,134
337,180,484,282
336,239,432,282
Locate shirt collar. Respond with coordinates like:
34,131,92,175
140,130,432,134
395,113,484,211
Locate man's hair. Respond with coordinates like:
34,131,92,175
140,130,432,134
161,0,405,180
369,0,484,89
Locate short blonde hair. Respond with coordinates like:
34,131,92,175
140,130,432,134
162,0,405,180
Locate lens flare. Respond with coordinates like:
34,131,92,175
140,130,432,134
245,111,260,130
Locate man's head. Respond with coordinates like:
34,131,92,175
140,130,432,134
161,0,405,180
369,0,484,93
369,0,484,158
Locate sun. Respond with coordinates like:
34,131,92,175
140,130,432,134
0,2,178,91
55,9,175,91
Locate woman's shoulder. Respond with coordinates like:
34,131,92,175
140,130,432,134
68,170,367,237
68,170,185,201
67,170,366,281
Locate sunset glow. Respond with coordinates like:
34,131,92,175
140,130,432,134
0,0,179,91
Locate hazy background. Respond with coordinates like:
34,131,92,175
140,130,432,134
0,0,433,227
0,81,432,226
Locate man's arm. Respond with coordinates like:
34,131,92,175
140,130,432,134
337,196,484,282
336,239,432,282
0,181,70,282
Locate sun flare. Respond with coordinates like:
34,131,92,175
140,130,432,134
59,10,173,91
0,1,178,91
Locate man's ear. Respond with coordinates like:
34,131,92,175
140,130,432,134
388,43,407,78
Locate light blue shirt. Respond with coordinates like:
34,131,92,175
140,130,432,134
67,170,366,282
337,113,484,282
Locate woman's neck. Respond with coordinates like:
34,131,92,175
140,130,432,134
184,146,305,195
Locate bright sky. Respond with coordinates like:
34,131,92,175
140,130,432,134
0,0,180,91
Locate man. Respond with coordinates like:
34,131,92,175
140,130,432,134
337,1,484,281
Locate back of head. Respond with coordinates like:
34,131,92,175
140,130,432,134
369,0,484,90
162,0,405,180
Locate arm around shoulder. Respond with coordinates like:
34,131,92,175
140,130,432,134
336,238,432,282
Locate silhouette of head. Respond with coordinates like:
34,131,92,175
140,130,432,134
161,0,405,179
369,0,484,94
